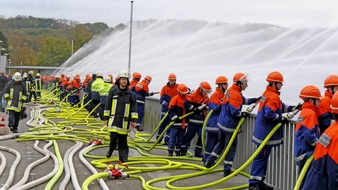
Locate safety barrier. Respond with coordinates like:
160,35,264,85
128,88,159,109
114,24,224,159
143,97,298,190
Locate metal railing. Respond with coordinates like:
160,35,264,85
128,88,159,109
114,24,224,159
143,97,298,190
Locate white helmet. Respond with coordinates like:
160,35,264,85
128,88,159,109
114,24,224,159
23,73,28,78
13,72,21,82
28,71,33,75
104,76,112,83
97,71,103,77
36,73,41,77
118,69,129,79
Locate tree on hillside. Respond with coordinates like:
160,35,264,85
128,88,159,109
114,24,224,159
0,16,110,67
10,45,36,66
36,36,71,66
0,31,9,55
72,25,93,52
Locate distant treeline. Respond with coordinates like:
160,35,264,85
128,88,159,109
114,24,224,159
0,15,125,68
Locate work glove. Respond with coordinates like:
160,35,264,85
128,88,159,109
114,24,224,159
173,117,181,123
251,96,262,103
149,92,154,96
241,112,249,118
194,104,206,114
194,108,201,114
197,104,207,111
292,103,302,111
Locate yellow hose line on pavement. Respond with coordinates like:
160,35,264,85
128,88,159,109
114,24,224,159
21,89,259,190
82,172,109,190
293,154,313,190
45,140,64,190
134,111,194,152
165,123,283,190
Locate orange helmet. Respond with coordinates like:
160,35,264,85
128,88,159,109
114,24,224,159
331,92,338,114
168,74,176,80
324,74,338,87
233,73,248,82
133,72,141,79
177,84,189,94
266,71,284,83
145,75,152,82
299,85,321,99
216,76,228,84
200,82,212,93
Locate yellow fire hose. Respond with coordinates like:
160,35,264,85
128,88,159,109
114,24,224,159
16,89,300,190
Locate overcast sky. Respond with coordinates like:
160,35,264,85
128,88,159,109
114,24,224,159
1,0,338,27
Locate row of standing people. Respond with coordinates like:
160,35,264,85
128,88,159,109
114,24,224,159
156,72,260,160
158,71,338,190
0,71,43,133
51,70,338,190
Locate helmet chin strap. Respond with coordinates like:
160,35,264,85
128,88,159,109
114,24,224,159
331,86,335,94
219,84,226,92
274,82,281,91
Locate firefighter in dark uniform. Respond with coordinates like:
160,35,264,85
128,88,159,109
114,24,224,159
22,73,31,103
104,70,138,162
3,72,27,133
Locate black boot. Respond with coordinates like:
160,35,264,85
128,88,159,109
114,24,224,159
203,161,215,168
106,148,113,158
258,182,274,190
249,184,261,190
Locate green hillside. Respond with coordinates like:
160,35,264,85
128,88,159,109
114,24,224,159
0,15,111,67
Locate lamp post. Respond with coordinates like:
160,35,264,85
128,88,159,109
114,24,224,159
128,1,134,75
7,59,11,75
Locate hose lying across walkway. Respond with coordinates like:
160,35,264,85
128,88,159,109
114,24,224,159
0,88,301,189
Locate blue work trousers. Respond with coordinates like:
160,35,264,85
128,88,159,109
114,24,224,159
203,132,219,162
168,127,185,155
137,103,145,127
249,146,272,185
205,130,238,173
182,123,202,156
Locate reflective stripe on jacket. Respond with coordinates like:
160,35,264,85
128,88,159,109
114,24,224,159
217,84,255,134
91,78,104,100
4,80,27,112
104,85,138,135
168,94,187,129
160,83,179,113
206,87,226,133
252,86,293,147
294,102,320,165
33,78,42,92
303,121,338,190
318,90,333,133
184,88,209,126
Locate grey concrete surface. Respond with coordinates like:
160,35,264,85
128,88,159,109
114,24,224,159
0,107,249,190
